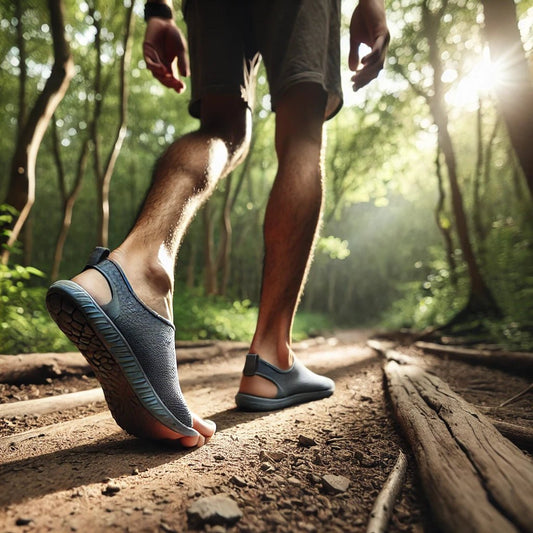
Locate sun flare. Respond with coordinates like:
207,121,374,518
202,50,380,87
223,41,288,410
444,47,502,110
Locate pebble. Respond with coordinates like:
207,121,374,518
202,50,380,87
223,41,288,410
160,522,177,533
298,435,317,447
101,483,121,496
260,462,275,473
260,450,288,462
230,475,247,488
322,474,351,494
187,494,242,528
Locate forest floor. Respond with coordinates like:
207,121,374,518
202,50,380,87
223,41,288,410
0,330,532,533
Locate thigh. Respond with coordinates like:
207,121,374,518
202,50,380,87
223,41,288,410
252,0,343,121
184,0,257,118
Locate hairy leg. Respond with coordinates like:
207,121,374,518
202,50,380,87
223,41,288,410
239,83,327,398
75,95,250,319
73,94,251,444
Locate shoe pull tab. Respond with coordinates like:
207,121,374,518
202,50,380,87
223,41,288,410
84,247,110,270
243,353,259,376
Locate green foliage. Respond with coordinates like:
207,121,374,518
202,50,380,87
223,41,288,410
173,288,331,342
0,263,73,354
381,255,469,330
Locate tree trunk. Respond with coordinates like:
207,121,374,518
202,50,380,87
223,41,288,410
434,147,457,285
203,202,218,295
50,119,90,281
1,0,74,264
480,0,533,199
423,0,500,317
91,3,134,247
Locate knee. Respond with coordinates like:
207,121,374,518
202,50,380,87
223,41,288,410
199,96,252,170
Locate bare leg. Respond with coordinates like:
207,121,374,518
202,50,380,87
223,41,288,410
239,83,327,399
74,94,251,445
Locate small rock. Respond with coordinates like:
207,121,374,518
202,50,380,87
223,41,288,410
260,450,287,462
187,494,242,528
230,475,247,488
214,454,225,461
269,511,287,525
308,473,322,484
260,462,275,473
298,435,317,447
322,474,350,494
287,477,301,486
102,483,121,496
15,517,33,526
360,395,373,402
160,522,177,533
131,467,139,475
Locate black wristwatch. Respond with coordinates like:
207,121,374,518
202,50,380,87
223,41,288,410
144,2,173,21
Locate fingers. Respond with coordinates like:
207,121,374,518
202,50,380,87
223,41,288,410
350,33,389,91
348,44,360,73
143,41,186,93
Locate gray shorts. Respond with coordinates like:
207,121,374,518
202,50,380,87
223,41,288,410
183,0,342,120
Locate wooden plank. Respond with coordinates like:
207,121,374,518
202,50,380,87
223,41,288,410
384,359,533,533
0,352,90,385
414,341,533,374
0,388,104,419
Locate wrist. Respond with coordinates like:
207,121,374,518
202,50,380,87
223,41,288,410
144,1,174,22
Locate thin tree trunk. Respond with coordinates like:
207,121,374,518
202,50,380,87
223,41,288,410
423,0,500,316
90,3,134,248
203,203,218,295
1,0,74,264
97,4,134,247
435,147,457,286
480,0,533,198
50,125,90,281
215,143,255,296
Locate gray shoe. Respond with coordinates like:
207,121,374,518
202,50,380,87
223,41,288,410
46,247,198,441
235,353,335,411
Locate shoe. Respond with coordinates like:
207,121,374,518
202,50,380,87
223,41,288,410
235,353,334,411
46,247,198,440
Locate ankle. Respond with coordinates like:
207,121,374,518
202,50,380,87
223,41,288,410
249,339,293,369
109,248,174,319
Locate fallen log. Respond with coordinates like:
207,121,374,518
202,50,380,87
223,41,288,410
414,341,533,375
0,352,90,385
384,359,533,533
366,450,408,533
0,388,104,419
490,420,533,453
0,342,250,385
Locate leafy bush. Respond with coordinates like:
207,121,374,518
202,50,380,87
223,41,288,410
173,288,332,342
0,263,74,354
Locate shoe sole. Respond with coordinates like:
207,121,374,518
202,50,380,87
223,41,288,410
235,388,334,411
46,282,197,441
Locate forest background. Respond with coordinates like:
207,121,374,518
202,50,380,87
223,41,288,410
1,0,532,355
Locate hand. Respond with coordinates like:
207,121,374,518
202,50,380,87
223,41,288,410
143,17,190,93
349,0,390,91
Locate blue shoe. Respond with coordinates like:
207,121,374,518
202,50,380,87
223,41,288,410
235,353,335,411
46,247,198,440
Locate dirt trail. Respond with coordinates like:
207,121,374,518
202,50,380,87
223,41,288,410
1,331,531,532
